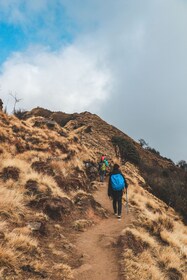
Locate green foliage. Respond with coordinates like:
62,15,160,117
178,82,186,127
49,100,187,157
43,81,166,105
111,136,140,165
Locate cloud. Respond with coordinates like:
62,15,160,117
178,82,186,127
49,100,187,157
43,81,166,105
0,0,52,24
1,0,187,162
0,42,110,113
61,0,187,162
64,0,187,162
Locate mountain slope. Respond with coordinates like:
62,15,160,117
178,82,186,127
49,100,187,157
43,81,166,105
0,108,186,280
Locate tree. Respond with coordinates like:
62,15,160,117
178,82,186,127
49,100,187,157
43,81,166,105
138,138,148,148
9,92,22,114
177,160,187,170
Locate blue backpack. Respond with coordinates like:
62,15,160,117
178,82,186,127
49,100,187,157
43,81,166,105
111,174,125,191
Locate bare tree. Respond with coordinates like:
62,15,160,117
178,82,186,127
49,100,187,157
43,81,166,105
9,92,22,114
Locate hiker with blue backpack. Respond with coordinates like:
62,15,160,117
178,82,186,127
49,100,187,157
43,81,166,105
108,163,128,220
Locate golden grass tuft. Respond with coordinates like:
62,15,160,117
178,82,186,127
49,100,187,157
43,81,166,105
53,263,74,279
122,248,165,280
0,245,18,268
157,247,183,271
73,219,93,231
5,232,38,253
0,187,25,220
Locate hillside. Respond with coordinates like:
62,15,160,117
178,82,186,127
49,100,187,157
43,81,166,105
17,107,187,223
0,106,186,280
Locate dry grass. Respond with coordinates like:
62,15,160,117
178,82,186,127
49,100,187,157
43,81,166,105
73,219,93,231
0,186,25,221
157,247,183,271
1,109,187,280
0,245,18,268
5,231,38,253
120,163,187,280
0,220,7,230
37,174,69,198
53,263,74,279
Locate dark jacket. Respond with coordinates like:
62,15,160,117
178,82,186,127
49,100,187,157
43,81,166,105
108,169,128,197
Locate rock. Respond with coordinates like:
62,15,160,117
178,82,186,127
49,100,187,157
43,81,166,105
27,221,46,235
28,222,42,231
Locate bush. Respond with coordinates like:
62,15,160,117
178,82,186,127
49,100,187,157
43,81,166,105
140,161,187,224
14,109,27,120
145,146,160,156
111,136,140,165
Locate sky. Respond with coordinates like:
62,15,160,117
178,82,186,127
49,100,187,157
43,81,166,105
0,0,187,163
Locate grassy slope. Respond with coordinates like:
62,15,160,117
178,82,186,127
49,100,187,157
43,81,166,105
0,110,186,280
0,111,106,279
120,163,187,280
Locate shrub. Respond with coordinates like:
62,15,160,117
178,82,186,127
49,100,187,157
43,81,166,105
140,162,187,224
111,136,140,164
14,109,27,120
145,146,160,156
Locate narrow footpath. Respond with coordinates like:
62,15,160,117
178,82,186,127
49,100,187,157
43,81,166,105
73,181,131,280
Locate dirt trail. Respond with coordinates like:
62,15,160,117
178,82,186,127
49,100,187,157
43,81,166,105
73,182,131,280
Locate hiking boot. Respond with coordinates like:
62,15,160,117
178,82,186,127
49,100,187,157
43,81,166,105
114,212,117,216
117,215,121,220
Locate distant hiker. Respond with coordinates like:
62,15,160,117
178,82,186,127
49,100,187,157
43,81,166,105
104,157,109,168
108,164,128,220
101,154,105,161
98,159,107,182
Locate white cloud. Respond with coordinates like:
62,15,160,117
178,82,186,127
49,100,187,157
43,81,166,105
0,42,110,113
0,0,49,24
1,0,187,162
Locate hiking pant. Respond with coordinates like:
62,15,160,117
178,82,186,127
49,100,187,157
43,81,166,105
99,170,106,182
112,190,123,216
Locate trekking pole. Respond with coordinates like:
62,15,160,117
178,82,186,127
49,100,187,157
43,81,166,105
126,189,129,214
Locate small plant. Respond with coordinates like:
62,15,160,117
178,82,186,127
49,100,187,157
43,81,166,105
72,219,93,231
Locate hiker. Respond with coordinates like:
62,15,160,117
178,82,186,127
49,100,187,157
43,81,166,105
104,157,109,168
98,159,107,182
108,163,128,219
101,154,105,161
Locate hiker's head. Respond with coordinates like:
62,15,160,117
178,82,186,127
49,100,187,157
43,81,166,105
113,163,120,171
